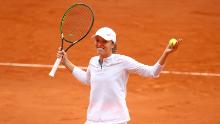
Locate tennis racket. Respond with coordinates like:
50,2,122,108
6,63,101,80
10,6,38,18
49,3,95,77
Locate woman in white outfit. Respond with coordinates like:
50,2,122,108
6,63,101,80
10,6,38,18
57,27,181,124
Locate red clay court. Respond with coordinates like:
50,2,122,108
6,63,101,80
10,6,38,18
0,0,220,124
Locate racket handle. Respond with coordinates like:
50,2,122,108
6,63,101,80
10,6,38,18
49,58,62,77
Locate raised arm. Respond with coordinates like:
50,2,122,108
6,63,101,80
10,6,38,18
124,38,182,78
57,48,90,84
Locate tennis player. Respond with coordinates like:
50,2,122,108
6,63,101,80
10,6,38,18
57,27,181,124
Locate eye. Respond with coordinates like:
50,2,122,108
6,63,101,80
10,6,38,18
103,40,107,44
95,38,102,43
95,38,101,43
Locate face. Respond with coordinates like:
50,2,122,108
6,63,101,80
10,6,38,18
94,36,114,58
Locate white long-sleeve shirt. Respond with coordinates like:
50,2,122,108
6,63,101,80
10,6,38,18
72,54,164,123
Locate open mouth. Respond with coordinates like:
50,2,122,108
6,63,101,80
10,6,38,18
96,48,105,53
96,47,104,50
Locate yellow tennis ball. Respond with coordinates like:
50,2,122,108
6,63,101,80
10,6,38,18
169,38,177,47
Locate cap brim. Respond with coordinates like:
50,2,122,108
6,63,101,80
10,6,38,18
91,35,113,42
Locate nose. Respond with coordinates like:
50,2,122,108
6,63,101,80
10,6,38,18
95,41,102,47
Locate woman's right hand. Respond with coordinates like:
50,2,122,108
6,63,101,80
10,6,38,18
56,47,74,72
57,47,68,64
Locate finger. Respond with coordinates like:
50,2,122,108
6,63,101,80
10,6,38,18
57,51,63,55
177,38,182,46
57,54,63,58
173,38,181,47
61,50,67,55
58,47,62,51
177,38,183,43
174,42,180,50
57,51,63,54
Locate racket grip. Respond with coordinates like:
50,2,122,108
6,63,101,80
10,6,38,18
49,58,62,77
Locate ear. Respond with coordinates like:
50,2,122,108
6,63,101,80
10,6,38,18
111,42,115,48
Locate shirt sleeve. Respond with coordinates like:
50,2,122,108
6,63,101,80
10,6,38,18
72,66,90,85
123,55,164,78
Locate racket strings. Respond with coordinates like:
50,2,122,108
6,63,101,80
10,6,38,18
62,4,94,42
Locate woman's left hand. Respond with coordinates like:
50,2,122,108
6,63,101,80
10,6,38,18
165,38,182,54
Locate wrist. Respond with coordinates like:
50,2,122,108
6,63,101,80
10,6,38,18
164,50,171,56
62,57,68,65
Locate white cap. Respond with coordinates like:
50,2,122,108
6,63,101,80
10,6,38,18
94,27,116,44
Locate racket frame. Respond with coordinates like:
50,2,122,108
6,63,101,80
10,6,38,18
60,3,95,52
49,3,94,77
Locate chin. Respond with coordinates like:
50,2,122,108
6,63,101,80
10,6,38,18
96,51,101,55
96,51,104,56
96,48,104,54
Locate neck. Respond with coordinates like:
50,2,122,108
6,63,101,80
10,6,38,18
99,53,112,61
